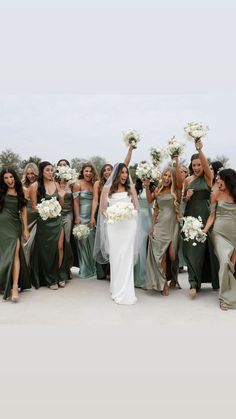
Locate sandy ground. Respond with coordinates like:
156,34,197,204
1,270,235,418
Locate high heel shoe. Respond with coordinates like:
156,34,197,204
11,288,19,303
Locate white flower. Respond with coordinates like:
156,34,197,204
107,202,137,224
123,129,141,148
163,136,185,158
181,216,207,246
73,224,91,240
136,162,161,182
54,166,78,184
150,147,164,164
184,122,209,142
36,197,62,220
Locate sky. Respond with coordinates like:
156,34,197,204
0,94,235,168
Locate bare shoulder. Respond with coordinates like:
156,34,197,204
72,181,81,192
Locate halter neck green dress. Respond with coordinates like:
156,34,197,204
146,193,179,291
183,176,219,290
212,201,236,308
73,190,96,278
0,195,31,299
31,191,70,287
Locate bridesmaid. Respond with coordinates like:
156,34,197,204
146,160,182,296
203,168,236,310
30,161,69,289
209,160,223,199
90,146,135,279
22,162,39,266
56,159,80,275
178,165,189,272
182,140,219,298
0,167,30,301
73,163,97,278
133,178,153,289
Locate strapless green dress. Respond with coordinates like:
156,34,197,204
31,192,70,287
0,195,31,299
183,176,219,290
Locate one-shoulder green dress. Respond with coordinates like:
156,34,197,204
183,176,219,290
74,191,96,278
31,192,70,287
212,201,236,308
0,195,31,299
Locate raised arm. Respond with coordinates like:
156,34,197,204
195,139,213,187
172,155,183,191
124,145,135,167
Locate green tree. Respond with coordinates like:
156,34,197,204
0,148,22,173
21,155,42,169
70,157,87,173
89,155,106,175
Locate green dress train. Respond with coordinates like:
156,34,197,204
183,176,219,290
146,194,179,291
73,191,96,278
0,195,31,299
212,201,236,308
134,190,153,288
31,192,70,287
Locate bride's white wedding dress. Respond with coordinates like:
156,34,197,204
107,192,137,305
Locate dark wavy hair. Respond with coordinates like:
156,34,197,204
135,178,157,196
78,163,97,184
57,158,70,167
210,160,223,182
218,168,236,202
99,164,113,190
0,167,27,212
37,161,53,203
109,163,131,196
189,153,202,176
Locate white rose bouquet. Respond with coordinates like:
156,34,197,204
164,136,185,158
123,129,141,148
107,202,137,224
73,224,91,240
37,197,62,221
150,147,163,165
184,122,209,142
136,162,161,182
54,166,78,184
181,216,207,246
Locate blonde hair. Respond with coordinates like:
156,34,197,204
22,162,39,188
154,166,181,221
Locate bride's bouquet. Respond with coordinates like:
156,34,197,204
150,147,163,165
163,136,185,158
107,202,137,224
54,166,78,184
181,216,207,246
136,162,161,182
123,129,141,148
73,224,91,240
184,122,209,142
37,197,62,221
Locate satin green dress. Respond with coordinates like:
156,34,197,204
31,192,69,287
134,190,153,288
183,176,219,290
146,194,179,291
0,195,31,299
74,191,96,278
23,199,37,267
212,201,236,308
61,187,74,268
95,189,110,280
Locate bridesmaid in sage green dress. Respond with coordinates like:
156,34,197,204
73,163,97,278
146,160,182,296
30,161,70,290
203,168,236,310
133,178,153,289
182,140,219,298
0,167,31,302
22,162,39,267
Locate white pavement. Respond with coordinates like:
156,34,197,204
1,270,235,418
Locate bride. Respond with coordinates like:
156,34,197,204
94,163,139,305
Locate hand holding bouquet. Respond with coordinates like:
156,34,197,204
36,197,62,221
123,129,141,149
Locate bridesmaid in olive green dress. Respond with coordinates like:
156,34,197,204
146,159,182,296
22,162,39,267
30,161,70,289
0,167,31,301
203,169,236,310
73,163,97,278
182,140,219,298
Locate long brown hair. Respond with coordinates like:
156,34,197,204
78,163,98,184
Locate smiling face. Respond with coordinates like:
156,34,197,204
162,170,172,187
26,167,37,184
58,160,69,167
4,172,15,189
43,165,54,181
119,167,128,184
192,158,203,177
83,166,93,182
102,165,112,181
